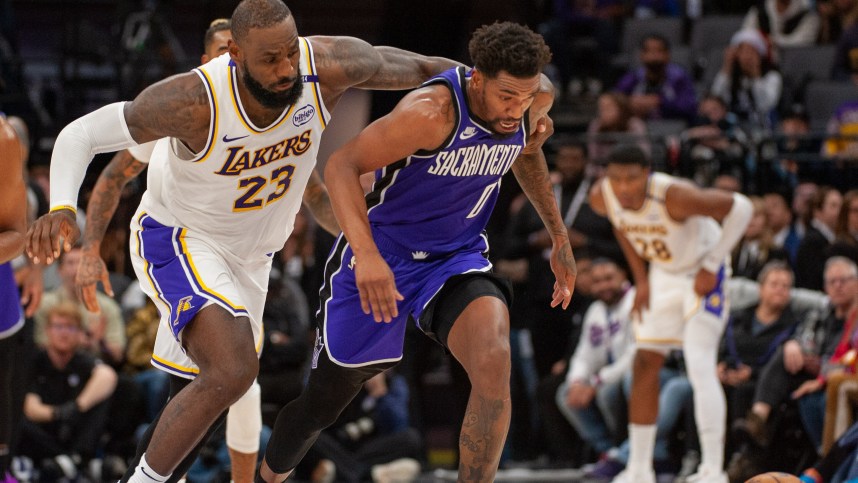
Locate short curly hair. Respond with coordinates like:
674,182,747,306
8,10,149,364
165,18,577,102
231,0,292,44
468,22,552,78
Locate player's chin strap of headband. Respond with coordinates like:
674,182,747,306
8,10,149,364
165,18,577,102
701,192,754,274
49,101,138,212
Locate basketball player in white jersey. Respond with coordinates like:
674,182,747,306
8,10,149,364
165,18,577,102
25,1,462,481
74,19,297,483
589,145,753,483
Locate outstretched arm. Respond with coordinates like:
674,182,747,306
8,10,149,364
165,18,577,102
27,72,209,264
324,85,452,322
353,45,465,90
0,118,26,264
310,36,463,105
510,79,576,309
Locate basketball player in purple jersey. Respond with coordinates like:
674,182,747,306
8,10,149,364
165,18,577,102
259,22,577,483
0,115,27,482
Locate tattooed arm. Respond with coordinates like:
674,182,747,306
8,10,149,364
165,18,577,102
27,72,210,264
302,170,340,236
510,77,576,308
78,149,148,312
309,36,463,109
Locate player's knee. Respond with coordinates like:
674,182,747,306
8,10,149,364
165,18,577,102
210,356,258,400
466,338,511,393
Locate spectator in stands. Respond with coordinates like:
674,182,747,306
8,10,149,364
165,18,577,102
615,34,697,123
830,189,858,263
587,92,649,163
764,191,803,265
19,302,118,481
34,246,126,366
790,257,858,453
817,0,858,44
680,94,745,185
742,0,821,49
720,261,799,429
773,105,826,190
730,258,853,454
817,273,858,453
822,95,858,160
796,187,844,290
711,29,783,131
556,258,635,459
732,198,789,280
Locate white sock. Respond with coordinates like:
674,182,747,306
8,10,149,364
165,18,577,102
626,424,657,474
126,454,171,483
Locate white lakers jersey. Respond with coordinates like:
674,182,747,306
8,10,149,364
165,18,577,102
602,172,721,274
138,38,330,259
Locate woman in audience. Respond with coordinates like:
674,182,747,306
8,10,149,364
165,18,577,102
586,92,649,164
711,29,783,131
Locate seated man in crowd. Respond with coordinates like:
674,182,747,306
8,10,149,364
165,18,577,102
557,258,636,459
18,302,118,481
730,257,858,477
720,261,800,427
614,34,697,123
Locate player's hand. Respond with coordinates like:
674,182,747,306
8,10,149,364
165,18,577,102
783,340,805,374
522,115,554,155
17,264,43,317
632,281,650,322
26,208,80,265
354,251,403,323
76,247,113,313
549,240,576,309
693,268,718,296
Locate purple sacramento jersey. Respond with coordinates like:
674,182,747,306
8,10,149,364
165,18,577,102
0,262,24,339
317,67,527,367
366,66,528,260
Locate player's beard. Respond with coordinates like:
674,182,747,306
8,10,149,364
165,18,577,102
243,63,304,110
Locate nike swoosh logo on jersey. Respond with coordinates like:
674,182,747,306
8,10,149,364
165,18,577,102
222,134,250,143
459,127,478,140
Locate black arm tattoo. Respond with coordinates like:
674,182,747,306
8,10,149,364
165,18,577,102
125,73,210,149
511,152,567,239
316,37,462,91
82,150,147,248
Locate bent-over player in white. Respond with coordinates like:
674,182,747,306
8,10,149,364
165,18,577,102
589,145,753,483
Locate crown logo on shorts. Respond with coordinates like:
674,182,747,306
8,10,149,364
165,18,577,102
411,251,430,260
